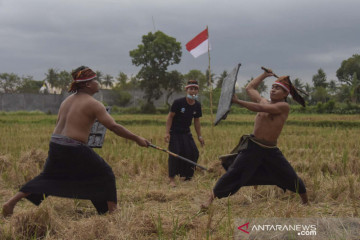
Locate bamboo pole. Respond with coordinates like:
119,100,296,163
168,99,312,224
207,26,214,130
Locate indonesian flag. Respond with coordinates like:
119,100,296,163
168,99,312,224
186,28,210,58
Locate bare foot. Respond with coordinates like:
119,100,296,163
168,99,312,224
200,203,209,212
169,177,176,188
300,193,309,205
169,181,176,188
2,203,14,217
200,194,214,212
107,201,117,214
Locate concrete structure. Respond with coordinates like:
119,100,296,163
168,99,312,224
0,89,187,113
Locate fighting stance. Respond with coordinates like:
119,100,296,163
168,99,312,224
2,66,149,216
202,69,308,209
165,80,205,187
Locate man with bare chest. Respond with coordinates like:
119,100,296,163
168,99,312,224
202,68,308,209
3,66,150,216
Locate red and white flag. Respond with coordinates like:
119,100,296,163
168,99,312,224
186,28,211,58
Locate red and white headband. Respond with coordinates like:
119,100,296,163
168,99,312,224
185,84,199,89
273,82,290,92
74,75,96,83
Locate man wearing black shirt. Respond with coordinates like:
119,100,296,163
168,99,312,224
165,80,204,187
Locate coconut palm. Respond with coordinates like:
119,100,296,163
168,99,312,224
103,74,114,89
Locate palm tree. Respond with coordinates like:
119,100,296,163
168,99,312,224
117,72,128,89
246,78,267,96
216,70,228,89
45,68,59,89
103,74,114,89
293,78,304,90
350,72,360,103
58,70,72,93
95,71,103,88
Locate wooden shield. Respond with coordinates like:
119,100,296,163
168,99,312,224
214,63,241,125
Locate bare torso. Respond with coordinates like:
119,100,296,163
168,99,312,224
252,100,289,144
53,93,99,143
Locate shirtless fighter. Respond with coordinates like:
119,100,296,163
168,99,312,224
3,66,149,216
201,68,308,209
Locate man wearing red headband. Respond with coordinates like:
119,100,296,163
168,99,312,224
202,68,308,209
3,66,150,216
165,79,204,187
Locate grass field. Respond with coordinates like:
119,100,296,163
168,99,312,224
0,113,359,239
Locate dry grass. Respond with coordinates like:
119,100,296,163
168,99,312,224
0,113,360,239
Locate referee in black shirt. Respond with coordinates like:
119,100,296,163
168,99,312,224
165,80,205,187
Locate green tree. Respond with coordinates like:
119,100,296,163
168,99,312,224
17,76,43,93
130,31,182,108
350,72,360,103
163,70,184,108
291,78,310,103
116,72,128,89
304,83,312,93
245,78,267,96
128,75,140,90
236,83,250,101
328,80,337,96
95,71,103,88
0,73,21,93
293,78,304,90
184,70,206,90
235,79,267,102
58,70,72,93
110,86,132,106
103,74,114,88
45,68,59,89
311,87,329,104
303,83,312,103
312,68,328,88
216,70,228,89
336,54,360,86
335,84,351,103
205,69,215,89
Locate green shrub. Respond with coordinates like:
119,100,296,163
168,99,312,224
140,102,157,114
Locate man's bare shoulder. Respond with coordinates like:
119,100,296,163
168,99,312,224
81,97,106,117
71,93,103,106
259,98,271,104
259,100,289,116
273,101,290,110
85,95,102,105
62,94,105,114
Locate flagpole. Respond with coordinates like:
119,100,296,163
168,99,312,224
207,26,214,130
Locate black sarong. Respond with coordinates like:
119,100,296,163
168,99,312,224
20,139,117,214
168,132,199,180
214,138,306,199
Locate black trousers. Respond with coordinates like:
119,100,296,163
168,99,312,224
20,142,117,214
214,140,306,199
168,132,199,180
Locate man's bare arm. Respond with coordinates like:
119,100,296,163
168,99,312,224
165,112,175,143
232,94,289,114
246,71,274,103
94,102,149,147
194,118,204,146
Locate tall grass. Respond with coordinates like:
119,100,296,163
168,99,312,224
0,114,359,239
